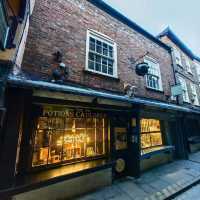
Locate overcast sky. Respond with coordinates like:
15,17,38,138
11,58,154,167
105,0,200,56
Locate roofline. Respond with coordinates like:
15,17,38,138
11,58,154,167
158,27,200,60
195,56,200,62
87,0,171,52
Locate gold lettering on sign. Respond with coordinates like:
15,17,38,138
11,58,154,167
42,107,106,118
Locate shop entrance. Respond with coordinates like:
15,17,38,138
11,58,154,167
111,113,139,178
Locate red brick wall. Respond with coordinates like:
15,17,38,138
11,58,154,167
22,0,175,102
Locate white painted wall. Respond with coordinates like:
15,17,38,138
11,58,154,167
30,0,36,15
14,16,30,74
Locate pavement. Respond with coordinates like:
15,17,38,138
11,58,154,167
75,151,200,200
174,184,200,200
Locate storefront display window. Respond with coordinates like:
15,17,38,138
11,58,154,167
140,119,163,154
32,106,109,168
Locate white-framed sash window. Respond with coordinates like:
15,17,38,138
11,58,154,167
185,57,192,74
144,57,163,91
85,29,117,78
178,77,190,103
195,63,200,83
173,48,182,66
190,83,199,106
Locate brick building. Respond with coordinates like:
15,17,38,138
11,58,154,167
0,1,200,200
158,27,200,155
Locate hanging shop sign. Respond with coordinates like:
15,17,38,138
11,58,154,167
171,84,183,97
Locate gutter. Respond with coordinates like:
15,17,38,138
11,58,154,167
7,76,200,115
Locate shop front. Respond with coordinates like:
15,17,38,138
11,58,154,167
6,89,139,200
139,109,175,171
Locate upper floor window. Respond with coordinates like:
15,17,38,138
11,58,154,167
178,77,190,103
86,29,117,78
185,57,192,74
0,0,9,49
144,57,163,91
190,83,199,106
195,63,200,82
173,48,182,66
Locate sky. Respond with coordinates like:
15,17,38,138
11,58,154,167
105,0,200,56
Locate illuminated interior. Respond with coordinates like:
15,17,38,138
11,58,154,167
140,119,163,154
32,106,109,167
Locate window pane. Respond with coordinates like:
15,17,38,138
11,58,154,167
150,132,162,146
96,40,102,54
96,55,101,63
89,37,95,51
32,130,50,167
89,52,95,61
48,130,63,164
141,134,151,149
96,128,104,155
95,62,101,72
102,65,108,74
86,128,96,157
88,60,94,70
109,46,113,58
62,129,75,161
108,67,113,75
103,43,108,56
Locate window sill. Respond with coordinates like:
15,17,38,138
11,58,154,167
141,146,175,160
84,69,120,81
146,86,164,93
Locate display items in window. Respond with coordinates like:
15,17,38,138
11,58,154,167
140,119,163,154
32,106,109,167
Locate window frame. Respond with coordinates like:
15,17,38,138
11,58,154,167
173,48,182,67
31,105,110,170
178,77,190,103
85,29,118,78
195,63,200,83
140,119,164,154
144,56,163,92
0,0,9,50
190,83,199,106
185,56,192,74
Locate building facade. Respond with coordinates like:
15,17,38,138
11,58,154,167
159,28,200,154
0,1,199,200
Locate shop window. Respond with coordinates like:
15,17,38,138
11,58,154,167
144,57,163,91
86,29,117,78
0,0,9,49
140,119,163,154
32,106,109,168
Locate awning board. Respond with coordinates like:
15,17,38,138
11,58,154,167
8,76,200,115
